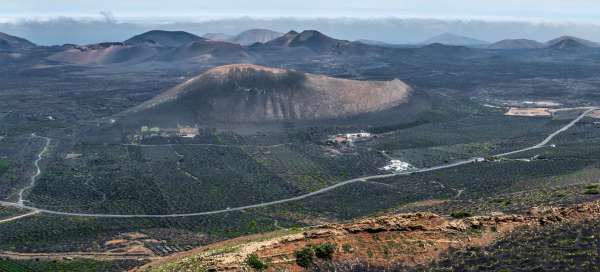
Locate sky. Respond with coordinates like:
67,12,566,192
2,0,600,45
2,0,600,22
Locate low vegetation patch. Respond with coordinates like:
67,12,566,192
294,247,314,268
245,253,268,270
313,242,336,260
0,159,9,175
294,242,337,268
450,211,472,219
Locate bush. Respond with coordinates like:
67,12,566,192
294,247,314,268
450,211,472,219
245,254,268,270
0,159,9,174
314,243,336,260
583,189,599,195
342,243,353,253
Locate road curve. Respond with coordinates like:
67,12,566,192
0,108,596,219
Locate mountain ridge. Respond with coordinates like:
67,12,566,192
0,32,36,50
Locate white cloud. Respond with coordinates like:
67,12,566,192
1,0,600,23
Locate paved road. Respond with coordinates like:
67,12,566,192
0,108,596,219
0,211,39,224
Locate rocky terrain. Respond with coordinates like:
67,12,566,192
136,200,600,271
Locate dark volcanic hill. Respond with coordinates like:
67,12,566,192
159,40,252,63
229,29,283,45
122,64,419,128
48,37,250,65
546,36,598,48
0,32,36,50
47,42,159,65
488,39,545,49
548,38,591,50
264,30,356,53
421,33,489,47
124,30,203,47
202,33,233,42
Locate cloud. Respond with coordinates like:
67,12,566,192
3,0,600,23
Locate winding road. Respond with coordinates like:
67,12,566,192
0,108,596,220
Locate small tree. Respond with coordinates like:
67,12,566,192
294,247,314,268
246,253,268,270
314,243,336,260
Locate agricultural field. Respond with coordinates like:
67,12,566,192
0,258,143,272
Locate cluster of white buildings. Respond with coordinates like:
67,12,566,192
380,160,415,173
329,132,372,145
139,125,200,139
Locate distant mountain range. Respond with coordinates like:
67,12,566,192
421,33,490,47
202,29,283,46
2,29,600,67
488,39,545,49
487,36,599,50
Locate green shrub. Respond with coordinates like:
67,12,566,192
583,188,599,195
0,159,9,174
245,254,268,270
314,243,336,260
450,211,472,218
342,243,353,253
294,247,314,268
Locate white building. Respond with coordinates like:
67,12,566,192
380,160,415,172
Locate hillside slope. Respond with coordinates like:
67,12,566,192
0,32,36,50
136,200,600,271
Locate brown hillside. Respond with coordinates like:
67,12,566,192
135,200,600,272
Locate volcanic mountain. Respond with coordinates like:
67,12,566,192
124,30,203,47
548,38,592,51
263,30,356,54
122,64,418,128
202,33,233,42
229,29,283,45
158,39,251,63
546,36,598,48
47,42,159,65
421,33,489,47
488,39,545,49
0,32,36,51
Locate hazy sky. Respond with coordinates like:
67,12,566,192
2,1,600,45
2,0,600,22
